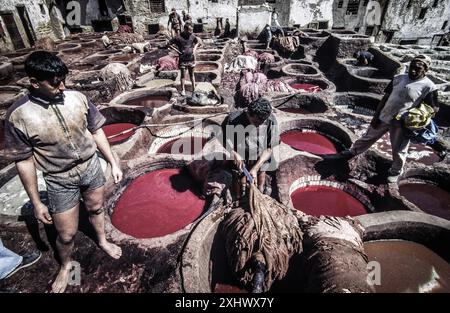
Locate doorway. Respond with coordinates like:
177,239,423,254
0,12,25,50
16,6,35,46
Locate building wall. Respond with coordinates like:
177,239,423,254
380,0,450,44
237,3,272,34
0,0,54,53
289,0,334,28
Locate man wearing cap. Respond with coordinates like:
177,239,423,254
328,55,439,183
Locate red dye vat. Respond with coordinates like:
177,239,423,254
111,168,205,238
281,130,337,155
290,83,321,92
157,137,208,155
124,95,170,108
291,185,367,216
399,182,450,220
102,123,137,144
279,107,312,114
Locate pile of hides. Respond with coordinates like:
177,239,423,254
35,37,56,51
244,50,259,59
273,36,300,54
186,82,222,106
236,76,294,107
258,52,275,64
113,33,145,45
241,70,268,85
225,55,258,73
264,80,294,93
222,184,303,292
117,25,133,33
131,42,151,53
100,63,134,92
156,55,179,71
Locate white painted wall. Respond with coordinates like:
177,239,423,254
289,0,334,28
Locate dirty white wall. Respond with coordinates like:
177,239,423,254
381,0,450,44
289,0,334,28
0,0,54,52
237,4,272,35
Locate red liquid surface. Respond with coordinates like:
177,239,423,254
290,83,321,92
281,131,337,155
124,95,170,108
157,137,208,155
291,185,367,216
102,123,137,144
399,183,450,220
112,168,205,238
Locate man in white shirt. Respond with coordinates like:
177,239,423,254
328,55,439,183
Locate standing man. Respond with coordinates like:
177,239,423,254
168,23,200,96
271,8,284,37
168,8,183,37
4,51,123,293
220,98,280,197
328,55,439,183
182,10,192,25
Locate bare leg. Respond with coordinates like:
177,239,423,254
257,171,266,193
82,185,122,259
188,66,196,92
52,204,79,293
180,67,186,94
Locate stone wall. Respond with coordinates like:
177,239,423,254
0,0,54,53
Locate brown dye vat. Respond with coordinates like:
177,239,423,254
123,95,171,108
374,133,441,165
364,240,450,293
399,182,450,220
194,63,218,72
196,54,221,62
109,54,139,62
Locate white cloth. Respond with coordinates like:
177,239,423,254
225,55,258,73
379,74,438,124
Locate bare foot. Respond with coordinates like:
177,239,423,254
99,241,122,259
52,263,71,293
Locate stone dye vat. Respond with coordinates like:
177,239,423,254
333,92,382,116
110,88,174,109
290,184,367,217
281,130,338,155
111,168,205,239
364,240,450,293
0,86,27,108
156,137,209,155
399,180,450,221
283,77,336,94
281,63,321,78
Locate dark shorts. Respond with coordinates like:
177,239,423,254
44,154,106,214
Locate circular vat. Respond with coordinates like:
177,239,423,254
110,164,206,239
109,53,140,63
281,63,320,78
283,77,336,94
149,123,214,156
194,62,219,72
111,89,173,108
398,172,450,221
289,180,370,217
357,211,450,293
196,54,222,62
0,86,27,109
372,133,443,166
193,71,218,84
279,119,353,155
333,92,381,116
96,49,123,55
56,43,81,53
83,55,110,63
351,67,390,80
100,107,145,145
274,93,329,115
